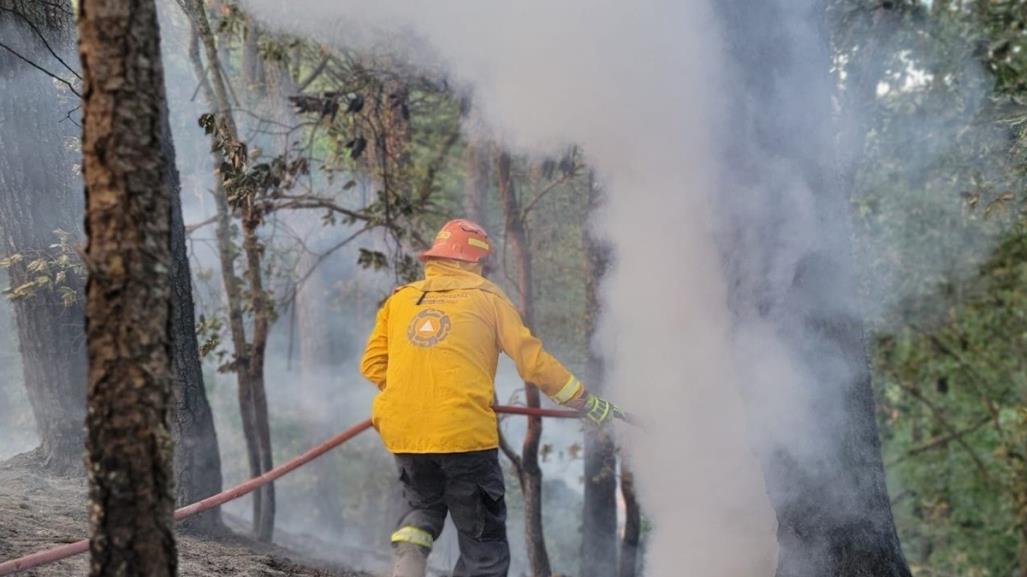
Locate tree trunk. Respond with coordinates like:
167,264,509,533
0,0,86,476
186,0,275,541
619,460,642,577
242,209,275,543
163,96,224,534
78,0,177,572
582,174,618,577
497,150,551,577
714,2,911,576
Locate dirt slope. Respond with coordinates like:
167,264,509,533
0,462,374,577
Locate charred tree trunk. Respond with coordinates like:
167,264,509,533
497,150,551,577
78,0,177,572
163,97,224,534
581,174,618,577
715,2,911,576
186,0,275,541
0,0,86,476
619,460,641,577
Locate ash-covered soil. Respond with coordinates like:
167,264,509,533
0,462,375,577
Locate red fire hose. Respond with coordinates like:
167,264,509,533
0,405,580,575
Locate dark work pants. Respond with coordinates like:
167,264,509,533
393,449,510,577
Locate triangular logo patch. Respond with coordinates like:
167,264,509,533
419,320,435,333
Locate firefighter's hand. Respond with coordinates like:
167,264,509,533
578,392,622,427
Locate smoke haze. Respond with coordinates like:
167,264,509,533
3,0,1014,575
236,0,783,575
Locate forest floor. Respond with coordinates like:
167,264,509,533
0,461,376,577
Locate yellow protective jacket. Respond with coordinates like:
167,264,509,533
359,259,581,454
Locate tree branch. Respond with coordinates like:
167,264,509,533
185,215,218,235
0,39,80,97
274,195,369,222
0,6,81,80
498,426,524,480
926,333,1007,438
296,53,330,92
895,380,994,485
886,415,991,467
278,225,371,310
521,167,578,218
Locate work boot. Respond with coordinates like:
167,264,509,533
392,542,429,577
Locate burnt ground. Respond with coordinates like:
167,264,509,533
0,461,377,577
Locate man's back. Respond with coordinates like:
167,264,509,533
361,258,579,454
363,259,506,453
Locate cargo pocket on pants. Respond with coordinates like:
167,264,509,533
476,479,506,541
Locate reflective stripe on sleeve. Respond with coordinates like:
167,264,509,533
551,375,583,405
391,526,434,549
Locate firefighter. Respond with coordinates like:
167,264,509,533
359,218,620,577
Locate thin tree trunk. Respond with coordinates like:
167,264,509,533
619,460,642,577
497,150,551,577
163,95,224,534
185,0,275,541
242,208,275,542
78,0,177,572
0,0,86,476
212,167,266,528
582,173,618,577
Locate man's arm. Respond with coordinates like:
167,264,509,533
359,300,390,390
492,295,583,405
493,294,623,425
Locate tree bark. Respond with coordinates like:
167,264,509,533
163,96,224,534
714,2,911,576
78,0,177,572
581,173,618,577
619,460,642,577
497,150,551,577
0,0,86,476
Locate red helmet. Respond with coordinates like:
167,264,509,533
419,219,492,263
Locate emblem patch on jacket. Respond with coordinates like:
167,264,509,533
406,309,452,347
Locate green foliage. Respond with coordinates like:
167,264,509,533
873,224,1027,575
838,1,1027,574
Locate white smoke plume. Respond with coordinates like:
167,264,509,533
236,0,781,575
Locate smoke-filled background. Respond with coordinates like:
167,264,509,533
3,0,1027,576
231,1,783,575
